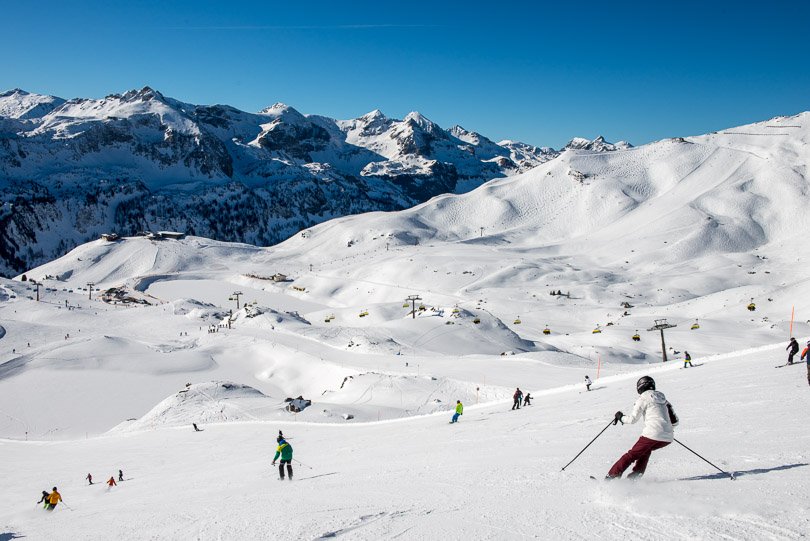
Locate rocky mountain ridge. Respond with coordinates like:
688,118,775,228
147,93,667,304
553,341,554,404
0,87,629,276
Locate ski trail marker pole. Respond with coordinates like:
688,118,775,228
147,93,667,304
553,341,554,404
561,419,615,472
789,305,794,338
674,438,735,480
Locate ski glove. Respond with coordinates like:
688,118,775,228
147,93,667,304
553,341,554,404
613,411,624,425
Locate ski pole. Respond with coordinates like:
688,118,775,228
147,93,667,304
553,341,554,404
674,438,735,480
293,458,313,470
561,418,616,472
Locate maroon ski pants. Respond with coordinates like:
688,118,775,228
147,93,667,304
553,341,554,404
608,436,670,478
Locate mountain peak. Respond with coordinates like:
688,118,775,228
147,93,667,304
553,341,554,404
0,88,29,98
121,86,165,102
404,111,437,132
564,135,630,152
259,102,293,114
0,88,66,120
361,109,386,121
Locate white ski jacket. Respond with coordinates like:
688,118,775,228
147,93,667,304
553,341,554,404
621,390,678,442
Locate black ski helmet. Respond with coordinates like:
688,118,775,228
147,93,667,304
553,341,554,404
636,376,655,394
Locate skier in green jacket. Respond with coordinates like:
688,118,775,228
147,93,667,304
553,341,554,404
272,435,294,480
450,400,463,423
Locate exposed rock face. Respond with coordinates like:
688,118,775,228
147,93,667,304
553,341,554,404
0,86,624,276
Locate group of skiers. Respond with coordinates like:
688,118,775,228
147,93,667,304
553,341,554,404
511,388,532,409
38,336,807,496
85,470,123,487
444,375,677,479
41,470,124,510
785,337,810,386
37,488,62,511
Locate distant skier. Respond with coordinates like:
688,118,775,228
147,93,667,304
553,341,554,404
45,487,62,511
523,393,532,406
193,423,202,432
86,473,93,485
683,351,693,368
107,476,117,488
118,469,124,482
512,388,523,410
606,376,678,480
450,400,463,423
787,338,799,365
37,490,49,507
585,375,592,391
272,436,294,480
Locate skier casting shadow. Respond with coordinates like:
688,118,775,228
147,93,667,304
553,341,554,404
606,376,678,480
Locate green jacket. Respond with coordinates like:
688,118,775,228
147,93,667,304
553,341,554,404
455,403,463,414
273,441,293,461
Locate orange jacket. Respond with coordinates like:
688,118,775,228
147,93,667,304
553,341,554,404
107,477,117,486
48,491,62,505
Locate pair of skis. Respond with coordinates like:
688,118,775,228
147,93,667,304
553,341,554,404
774,361,805,368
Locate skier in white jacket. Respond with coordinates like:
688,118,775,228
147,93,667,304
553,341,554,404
606,376,678,479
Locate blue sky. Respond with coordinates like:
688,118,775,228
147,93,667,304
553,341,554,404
1,0,808,148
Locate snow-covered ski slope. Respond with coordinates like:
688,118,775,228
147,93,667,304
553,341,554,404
1,347,808,540
1,112,810,539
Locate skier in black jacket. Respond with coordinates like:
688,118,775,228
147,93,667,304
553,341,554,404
787,338,799,365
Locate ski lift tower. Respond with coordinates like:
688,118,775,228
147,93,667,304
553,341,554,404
647,319,677,362
230,291,243,310
30,279,41,301
86,282,95,300
405,294,422,319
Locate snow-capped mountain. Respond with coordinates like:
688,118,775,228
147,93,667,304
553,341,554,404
564,135,632,152
0,89,66,120
0,87,575,276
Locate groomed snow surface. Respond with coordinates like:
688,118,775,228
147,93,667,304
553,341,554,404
2,348,809,539
2,111,810,539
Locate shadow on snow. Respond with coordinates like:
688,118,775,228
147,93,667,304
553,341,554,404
679,462,808,481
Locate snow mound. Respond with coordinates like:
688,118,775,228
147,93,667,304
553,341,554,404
110,381,278,432
320,372,509,418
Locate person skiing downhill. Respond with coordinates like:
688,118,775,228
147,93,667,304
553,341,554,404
118,469,124,482
37,490,49,507
512,388,523,410
272,435,294,480
46,487,62,511
787,338,800,365
683,351,693,368
606,376,678,480
451,400,463,423
523,393,532,406
86,473,93,485
107,477,117,488
585,376,592,391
